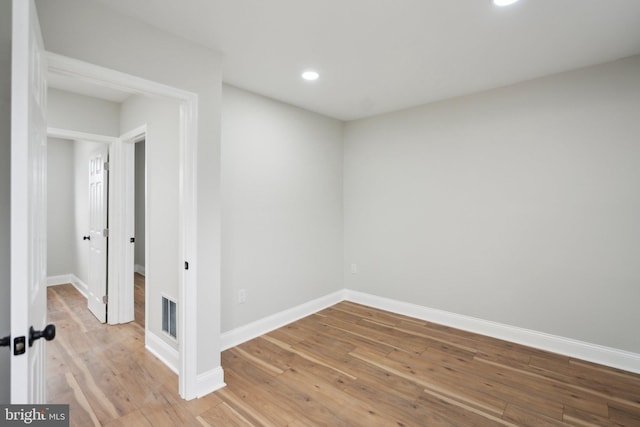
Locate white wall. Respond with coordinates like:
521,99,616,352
135,141,146,270
36,0,224,376
344,55,640,354
0,0,11,404
221,85,344,331
47,138,76,277
48,88,120,136
45,88,119,286
121,95,180,351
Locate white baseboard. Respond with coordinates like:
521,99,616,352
134,264,146,276
219,287,640,375
220,289,347,350
196,367,226,398
47,274,88,299
345,290,640,375
47,274,74,287
146,331,179,374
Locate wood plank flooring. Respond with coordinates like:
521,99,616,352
47,283,640,426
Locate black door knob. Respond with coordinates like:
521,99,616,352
83,235,90,241
0,335,9,347
29,324,55,347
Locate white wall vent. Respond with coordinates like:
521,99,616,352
162,295,177,339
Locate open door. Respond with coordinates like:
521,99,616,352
87,146,109,323
10,0,54,403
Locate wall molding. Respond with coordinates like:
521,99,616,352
134,264,146,276
344,290,640,375
47,51,202,400
146,331,179,375
196,367,226,398
220,290,347,350
220,287,640,375
47,274,88,299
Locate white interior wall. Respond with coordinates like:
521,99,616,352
0,0,12,404
120,95,180,351
48,88,121,136
31,0,640,392
135,141,146,271
36,0,224,375
47,138,76,277
221,85,344,332
45,88,121,288
344,55,640,354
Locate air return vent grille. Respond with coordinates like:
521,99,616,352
162,296,177,339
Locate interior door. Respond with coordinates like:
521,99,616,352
87,146,109,323
10,0,52,404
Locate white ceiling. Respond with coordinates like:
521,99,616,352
79,0,640,120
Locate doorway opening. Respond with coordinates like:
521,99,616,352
45,52,200,399
46,136,112,324
134,139,146,328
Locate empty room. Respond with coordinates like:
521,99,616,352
2,0,640,425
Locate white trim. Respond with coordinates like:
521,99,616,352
220,290,346,350
45,127,123,325
47,52,202,400
134,264,146,276
47,127,119,144
120,124,147,143
46,52,193,101
219,287,640,375
195,367,226,398
146,331,179,375
178,99,200,400
46,274,74,287
118,127,146,327
46,274,88,299
344,290,640,375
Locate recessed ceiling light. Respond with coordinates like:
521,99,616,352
302,70,320,81
493,0,520,6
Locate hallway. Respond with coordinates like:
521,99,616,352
46,281,222,426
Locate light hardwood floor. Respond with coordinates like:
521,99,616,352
47,282,640,426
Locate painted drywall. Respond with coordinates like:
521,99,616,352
47,138,77,277
46,87,120,285
36,0,224,376
73,140,110,287
135,141,146,271
0,0,11,404
344,55,640,354
121,95,180,351
221,85,344,332
48,88,120,136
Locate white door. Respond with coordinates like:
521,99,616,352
10,0,51,404
87,147,109,323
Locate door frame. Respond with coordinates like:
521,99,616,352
46,53,200,400
120,125,146,330
47,128,118,324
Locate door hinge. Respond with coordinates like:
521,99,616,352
103,228,109,237
102,295,108,304
104,161,110,171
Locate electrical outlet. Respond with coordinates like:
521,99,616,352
238,289,247,304
350,263,358,274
